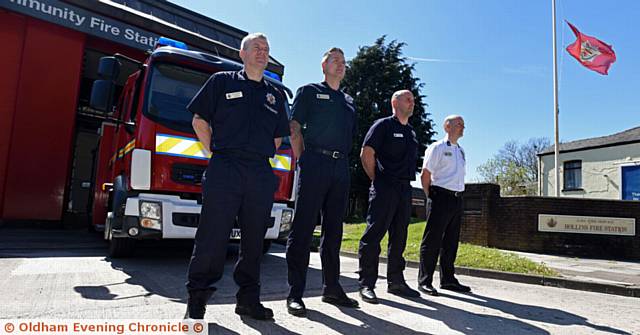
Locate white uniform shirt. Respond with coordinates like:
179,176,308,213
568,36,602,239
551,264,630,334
422,135,466,192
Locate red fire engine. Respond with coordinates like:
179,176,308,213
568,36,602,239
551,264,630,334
88,39,297,257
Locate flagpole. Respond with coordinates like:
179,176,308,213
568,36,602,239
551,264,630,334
552,0,560,197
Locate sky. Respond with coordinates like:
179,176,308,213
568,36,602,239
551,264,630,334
172,0,639,182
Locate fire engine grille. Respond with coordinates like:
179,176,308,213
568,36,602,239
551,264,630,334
172,214,275,228
171,163,206,185
173,213,199,228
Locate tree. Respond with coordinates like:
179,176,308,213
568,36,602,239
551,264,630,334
342,36,436,218
477,137,551,195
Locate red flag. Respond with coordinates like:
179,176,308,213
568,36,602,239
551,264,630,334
565,21,616,75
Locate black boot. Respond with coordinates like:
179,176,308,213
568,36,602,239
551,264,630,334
184,289,215,319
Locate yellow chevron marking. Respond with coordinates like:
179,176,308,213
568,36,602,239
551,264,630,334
156,137,182,153
183,141,209,157
270,154,291,171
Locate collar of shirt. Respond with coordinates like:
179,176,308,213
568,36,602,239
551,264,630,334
237,69,267,87
320,81,342,93
391,115,412,128
444,134,461,148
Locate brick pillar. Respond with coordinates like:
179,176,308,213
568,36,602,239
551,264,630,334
461,183,500,246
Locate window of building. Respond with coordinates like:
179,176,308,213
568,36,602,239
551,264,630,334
563,160,582,190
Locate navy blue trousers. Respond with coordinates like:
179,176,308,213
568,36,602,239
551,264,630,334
186,154,277,305
358,177,412,288
286,151,350,299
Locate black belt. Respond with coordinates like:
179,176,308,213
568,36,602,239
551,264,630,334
310,147,345,159
215,149,267,161
430,185,463,197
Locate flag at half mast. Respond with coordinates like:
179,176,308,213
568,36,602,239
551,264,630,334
565,21,616,75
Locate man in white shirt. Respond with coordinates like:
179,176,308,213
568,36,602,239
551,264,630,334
418,115,471,296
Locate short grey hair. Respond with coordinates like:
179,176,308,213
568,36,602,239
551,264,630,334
444,115,463,127
392,89,413,101
321,47,344,63
240,32,269,51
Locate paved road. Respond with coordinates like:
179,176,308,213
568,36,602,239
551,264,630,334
511,250,640,287
0,233,638,334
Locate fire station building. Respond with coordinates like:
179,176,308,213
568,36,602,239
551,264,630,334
0,0,284,223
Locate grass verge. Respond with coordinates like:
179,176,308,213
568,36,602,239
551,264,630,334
329,221,558,277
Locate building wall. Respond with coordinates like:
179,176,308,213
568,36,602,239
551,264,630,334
0,13,85,220
460,184,640,260
539,142,640,199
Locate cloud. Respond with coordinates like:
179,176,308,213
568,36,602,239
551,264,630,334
502,65,548,77
406,56,475,64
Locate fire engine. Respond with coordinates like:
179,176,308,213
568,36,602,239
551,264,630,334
88,38,297,257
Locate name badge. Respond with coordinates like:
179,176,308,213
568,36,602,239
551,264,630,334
226,91,243,100
316,94,330,100
393,133,404,138
444,152,453,157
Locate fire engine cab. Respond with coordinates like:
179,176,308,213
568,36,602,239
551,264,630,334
89,39,297,257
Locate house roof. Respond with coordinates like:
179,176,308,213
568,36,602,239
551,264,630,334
538,126,640,156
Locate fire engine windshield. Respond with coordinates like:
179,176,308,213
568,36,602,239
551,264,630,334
145,63,210,133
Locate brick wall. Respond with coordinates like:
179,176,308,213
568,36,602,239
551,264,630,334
459,184,640,259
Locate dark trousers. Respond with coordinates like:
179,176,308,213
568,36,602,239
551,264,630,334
186,154,277,305
418,186,463,286
286,151,350,299
358,177,411,288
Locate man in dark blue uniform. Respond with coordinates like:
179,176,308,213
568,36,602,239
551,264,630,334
357,90,421,304
184,33,290,320
285,47,358,316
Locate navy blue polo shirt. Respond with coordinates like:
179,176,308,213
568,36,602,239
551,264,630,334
291,82,357,154
363,116,418,181
186,70,290,158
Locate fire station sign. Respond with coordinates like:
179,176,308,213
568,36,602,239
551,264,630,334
2,0,161,50
538,214,636,236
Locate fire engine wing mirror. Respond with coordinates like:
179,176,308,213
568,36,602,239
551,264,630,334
89,57,121,114
97,56,121,80
89,80,115,113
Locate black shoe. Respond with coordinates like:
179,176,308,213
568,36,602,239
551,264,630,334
286,298,307,317
235,303,274,320
322,293,359,308
441,282,471,293
184,289,215,319
387,282,420,298
418,284,439,296
359,287,379,304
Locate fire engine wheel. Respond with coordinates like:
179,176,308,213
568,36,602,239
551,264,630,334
262,240,272,254
108,238,135,258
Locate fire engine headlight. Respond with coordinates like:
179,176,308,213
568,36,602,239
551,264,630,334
140,201,162,220
280,209,293,232
139,201,162,231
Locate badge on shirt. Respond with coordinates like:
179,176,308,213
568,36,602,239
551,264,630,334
266,93,276,105
226,91,243,100
316,94,330,100
345,94,354,104
393,133,404,138
444,151,453,157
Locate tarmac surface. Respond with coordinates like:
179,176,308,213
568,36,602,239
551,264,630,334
1,228,639,334
511,250,640,287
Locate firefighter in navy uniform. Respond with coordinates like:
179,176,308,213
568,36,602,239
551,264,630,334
418,115,471,297
357,90,421,304
285,47,358,316
184,33,290,320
